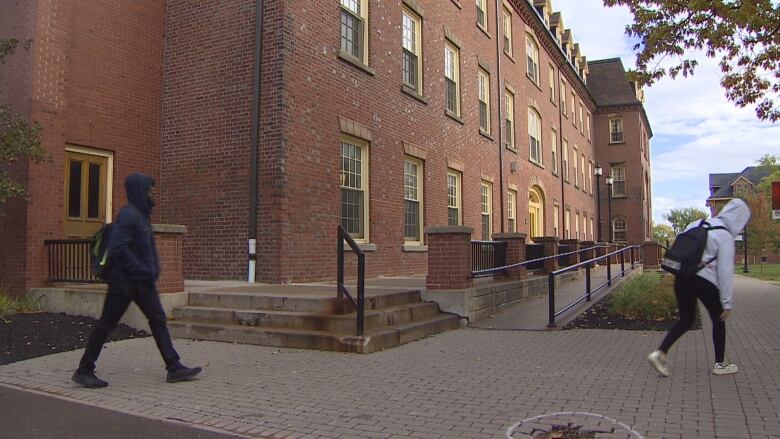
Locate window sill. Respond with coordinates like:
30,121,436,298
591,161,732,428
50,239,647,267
450,0,462,9
338,51,376,76
504,51,515,63
526,73,541,90
505,145,518,154
403,244,428,252
346,242,377,252
529,159,544,170
445,110,464,124
609,141,625,145
401,85,428,105
477,23,491,39
611,195,627,199
479,129,494,141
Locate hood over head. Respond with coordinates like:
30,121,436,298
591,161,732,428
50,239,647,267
715,198,750,237
125,173,155,216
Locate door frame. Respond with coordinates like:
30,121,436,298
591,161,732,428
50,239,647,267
63,145,114,237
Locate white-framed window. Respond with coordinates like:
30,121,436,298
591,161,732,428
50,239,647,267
613,217,627,242
586,112,591,141
609,118,624,143
549,65,555,102
560,81,567,115
553,205,560,237
502,6,512,56
583,214,588,241
447,169,462,226
528,108,542,164
575,212,580,240
508,189,517,233
444,42,461,116
341,137,369,241
579,103,584,134
340,0,369,65
570,92,576,125
572,147,579,187
590,217,594,241
551,129,558,174
478,69,491,133
562,140,569,181
565,209,571,239
506,90,516,150
526,34,539,84
403,156,424,244
480,181,492,240
611,164,626,197
580,154,586,192
402,8,423,94
588,161,593,195
476,0,487,30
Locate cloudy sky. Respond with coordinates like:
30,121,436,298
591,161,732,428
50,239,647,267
553,0,780,225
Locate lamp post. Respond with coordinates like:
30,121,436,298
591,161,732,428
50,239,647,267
743,225,749,273
606,175,614,243
594,164,603,242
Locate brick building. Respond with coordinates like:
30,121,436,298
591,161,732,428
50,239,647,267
1,0,652,292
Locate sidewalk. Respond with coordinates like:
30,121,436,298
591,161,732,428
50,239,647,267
1,275,778,438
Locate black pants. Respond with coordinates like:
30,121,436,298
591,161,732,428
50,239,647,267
78,281,181,373
659,275,726,363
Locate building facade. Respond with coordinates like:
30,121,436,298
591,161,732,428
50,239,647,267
1,0,652,292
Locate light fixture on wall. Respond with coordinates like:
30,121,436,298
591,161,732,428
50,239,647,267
510,160,518,173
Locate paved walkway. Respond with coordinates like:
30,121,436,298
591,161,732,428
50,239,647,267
1,275,778,438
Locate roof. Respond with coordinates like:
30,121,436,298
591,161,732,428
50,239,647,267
708,167,772,199
586,58,642,107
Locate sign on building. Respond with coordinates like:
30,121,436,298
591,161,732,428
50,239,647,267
773,181,780,220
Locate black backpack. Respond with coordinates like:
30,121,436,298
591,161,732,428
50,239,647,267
661,219,726,277
90,223,114,280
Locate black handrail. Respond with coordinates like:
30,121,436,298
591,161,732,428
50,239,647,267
44,239,103,283
472,244,606,278
337,226,365,336
471,240,507,273
547,244,643,327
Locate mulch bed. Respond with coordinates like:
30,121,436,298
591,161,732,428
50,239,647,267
562,298,700,331
0,312,148,366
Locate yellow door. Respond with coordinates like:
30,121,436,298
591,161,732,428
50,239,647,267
64,151,108,238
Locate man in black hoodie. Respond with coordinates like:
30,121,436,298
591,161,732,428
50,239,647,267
72,173,202,388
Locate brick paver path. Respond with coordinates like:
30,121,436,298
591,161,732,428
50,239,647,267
1,276,778,438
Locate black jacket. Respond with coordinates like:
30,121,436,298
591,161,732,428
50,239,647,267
105,173,160,284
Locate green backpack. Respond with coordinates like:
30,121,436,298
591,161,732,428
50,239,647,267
90,223,114,280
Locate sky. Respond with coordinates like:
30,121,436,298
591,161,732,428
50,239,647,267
553,0,780,225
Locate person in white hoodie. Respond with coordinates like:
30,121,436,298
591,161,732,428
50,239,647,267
647,198,751,377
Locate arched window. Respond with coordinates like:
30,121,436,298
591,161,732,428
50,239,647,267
528,108,542,164
613,217,627,242
528,186,545,238
526,34,539,84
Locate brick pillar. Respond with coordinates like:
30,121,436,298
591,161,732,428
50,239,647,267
560,239,580,266
595,241,608,265
153,224,186,294
643,241,661,269
533,237,560,273
580,241,595,267
493,233,528,280
426,226,473,290
609,243,618,264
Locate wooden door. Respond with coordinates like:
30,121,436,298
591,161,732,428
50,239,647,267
64,151,108,238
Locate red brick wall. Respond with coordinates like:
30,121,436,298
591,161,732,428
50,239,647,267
425,228,473,290
0,0,37,294
154,228,185,294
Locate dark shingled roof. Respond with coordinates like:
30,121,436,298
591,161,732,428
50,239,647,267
586,58,642,106
708,167,772,199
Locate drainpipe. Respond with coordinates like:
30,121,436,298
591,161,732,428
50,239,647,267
494,0,505,235
557,66,566,238
248,0,265,283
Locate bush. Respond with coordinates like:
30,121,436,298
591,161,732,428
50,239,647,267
608,272,677,320
0,288,41,320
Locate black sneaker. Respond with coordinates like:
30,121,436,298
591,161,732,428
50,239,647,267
72,371,109,388
166,365,202,383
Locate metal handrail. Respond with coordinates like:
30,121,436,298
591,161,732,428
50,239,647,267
337,226,366,336
547,244,643,327
472,244,607,278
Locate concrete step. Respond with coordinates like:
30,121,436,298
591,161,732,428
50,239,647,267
169,313,460,353
170,301,442,333
186,289,422,314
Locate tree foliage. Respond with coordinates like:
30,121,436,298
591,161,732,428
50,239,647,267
604,0,780,122
652,222,675,246
0,38,48,205
664,207,709,234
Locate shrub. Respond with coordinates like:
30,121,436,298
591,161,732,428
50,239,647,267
608,272,677,320
0,288,41,320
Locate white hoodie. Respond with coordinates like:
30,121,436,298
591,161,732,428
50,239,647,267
683,199,751,310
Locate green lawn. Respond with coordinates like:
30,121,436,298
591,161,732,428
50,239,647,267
736,264,780,282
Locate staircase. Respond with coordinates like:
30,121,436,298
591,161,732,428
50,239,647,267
168,288,460,353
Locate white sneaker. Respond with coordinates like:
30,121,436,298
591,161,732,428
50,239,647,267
713,362,738,375
647,350,669,377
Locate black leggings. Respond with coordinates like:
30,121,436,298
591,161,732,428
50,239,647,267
659,275,726,363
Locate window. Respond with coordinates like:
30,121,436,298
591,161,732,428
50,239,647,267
613,217,627,242
562,140,569,181
548,65,555,101
580,154,585,192
481,181,492,240
553,205,560,237
402,9,422,93
478,69,490,133
565,209,571,239
444,43,460,116
502,7,512,56
588,162,593,195
508,190,517,233
340,0,368,64
579,103,584,134
611,164,626,197
505,90,515,149
476,0,487,30
526,34,539,84
586,113,591,141
560,81,567,115
590,217,594,241
609,118,624,143
528,108,542,164
404,157,423,243
341,138,369,240
573,147,579,187
551,129,558,174
582,213,587,241
447,169,462,226
575,212,580,239
570,92,576,125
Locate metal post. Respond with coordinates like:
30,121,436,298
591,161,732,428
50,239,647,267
337,229,344,299
595,164,602,242
620,249,625,276
357,254,365,336
586,265,591,302
607,255,612,286
548,272,556,327
607,185,613,243
743,225,749,273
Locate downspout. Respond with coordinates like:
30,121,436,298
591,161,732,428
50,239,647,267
248,0,265,283
494,0,505,234
557,66,566,239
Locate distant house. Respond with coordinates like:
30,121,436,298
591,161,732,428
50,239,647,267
707,167,771,216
